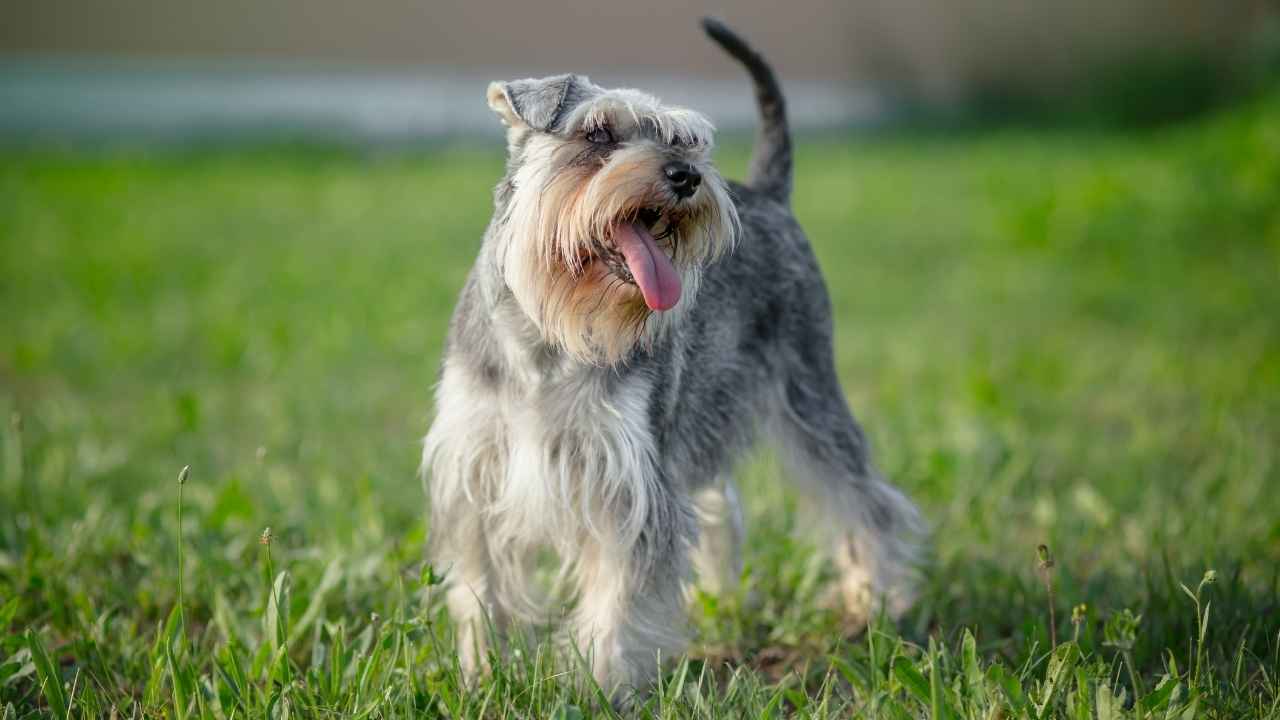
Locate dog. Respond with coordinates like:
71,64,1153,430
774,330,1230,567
423,18,922,697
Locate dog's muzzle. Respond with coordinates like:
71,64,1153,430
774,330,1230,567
664,162,701,199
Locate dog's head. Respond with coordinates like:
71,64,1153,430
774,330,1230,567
485,74,738,364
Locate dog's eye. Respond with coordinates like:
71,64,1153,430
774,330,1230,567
586,126,615,145
670,135,685,148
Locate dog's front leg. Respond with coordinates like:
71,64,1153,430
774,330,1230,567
568,489,695,700
437,513,507,680
424,369,510,681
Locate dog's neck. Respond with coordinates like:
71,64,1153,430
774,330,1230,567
465,254,613,388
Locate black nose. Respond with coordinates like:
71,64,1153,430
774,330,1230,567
664,161,701,198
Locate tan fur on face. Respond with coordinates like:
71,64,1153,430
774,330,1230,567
495,102,738,364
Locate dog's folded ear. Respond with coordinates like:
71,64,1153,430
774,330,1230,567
487,74,593,132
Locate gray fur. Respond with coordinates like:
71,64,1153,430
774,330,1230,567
424,19,922,697
491,74,599,131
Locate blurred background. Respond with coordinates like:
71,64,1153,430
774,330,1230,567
4,0,1278,141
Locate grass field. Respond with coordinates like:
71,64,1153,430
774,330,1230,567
2,88,1279,718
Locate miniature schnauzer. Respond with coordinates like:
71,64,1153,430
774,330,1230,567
423,18,922,696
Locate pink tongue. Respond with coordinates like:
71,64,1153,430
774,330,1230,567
614,221,681,311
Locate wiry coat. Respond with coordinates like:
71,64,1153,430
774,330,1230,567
423,18,922,696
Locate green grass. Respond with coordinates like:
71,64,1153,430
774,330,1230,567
2,88,1280,717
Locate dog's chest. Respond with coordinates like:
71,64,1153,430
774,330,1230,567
484,356,660,546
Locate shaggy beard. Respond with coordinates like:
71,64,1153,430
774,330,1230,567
497,142,738,364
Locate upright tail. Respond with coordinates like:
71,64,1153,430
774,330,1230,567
701,17,793,204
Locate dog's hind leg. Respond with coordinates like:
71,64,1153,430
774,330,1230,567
768,347,923,625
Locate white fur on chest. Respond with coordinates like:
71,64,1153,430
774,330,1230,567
425,352,660,563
